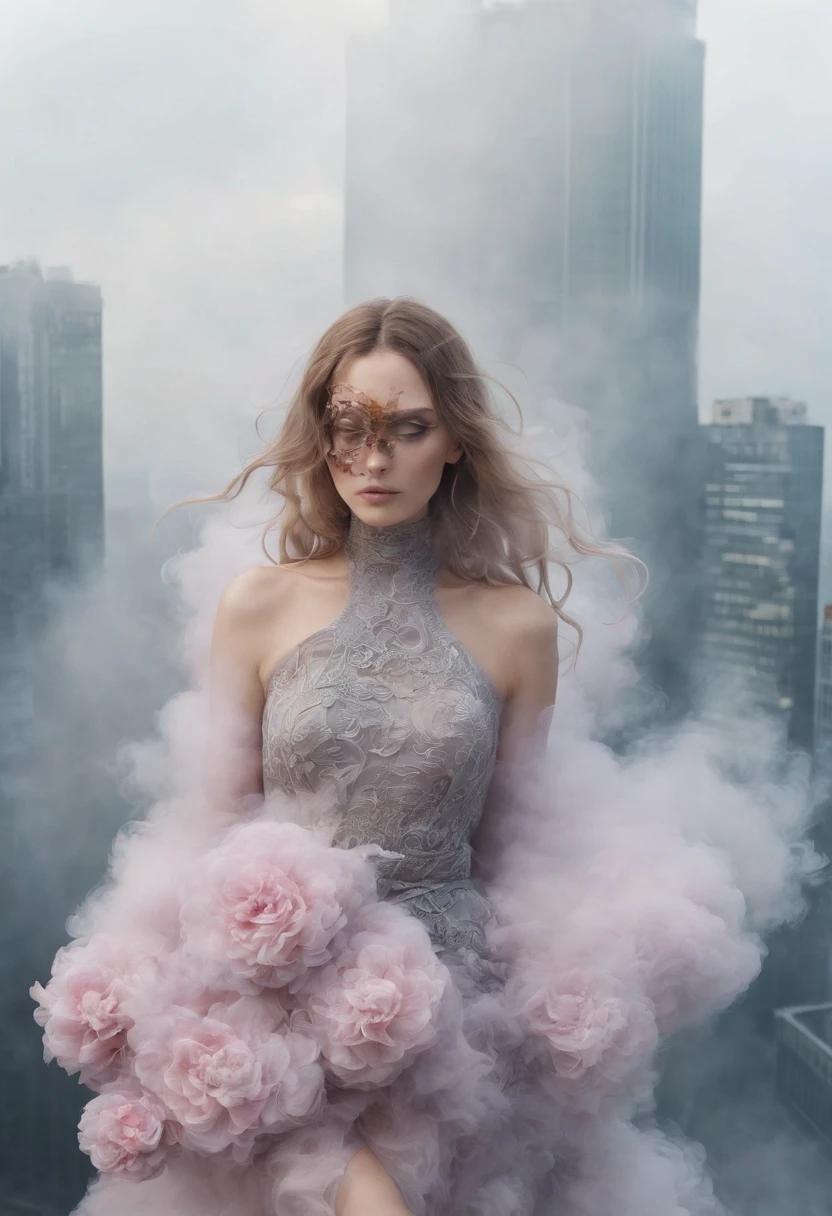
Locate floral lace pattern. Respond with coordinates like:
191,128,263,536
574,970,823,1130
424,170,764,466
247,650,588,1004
262,514,502,958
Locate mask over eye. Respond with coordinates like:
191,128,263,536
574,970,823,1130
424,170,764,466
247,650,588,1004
324,382,405,471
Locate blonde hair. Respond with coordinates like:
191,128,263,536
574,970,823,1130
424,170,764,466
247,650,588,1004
189,297,642,650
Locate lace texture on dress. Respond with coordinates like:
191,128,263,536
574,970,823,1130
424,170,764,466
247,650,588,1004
261,513,502,958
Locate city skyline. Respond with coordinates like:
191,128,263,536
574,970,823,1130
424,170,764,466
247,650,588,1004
700,395,824,751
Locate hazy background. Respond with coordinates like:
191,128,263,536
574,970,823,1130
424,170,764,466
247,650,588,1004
4,2,832,1213
1,0,830,508
698,0,832,424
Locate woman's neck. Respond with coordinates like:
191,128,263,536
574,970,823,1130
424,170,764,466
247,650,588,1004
342,512,438,603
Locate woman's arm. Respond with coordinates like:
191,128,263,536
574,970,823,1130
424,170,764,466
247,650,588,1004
495,593,559,767
471,593,559,878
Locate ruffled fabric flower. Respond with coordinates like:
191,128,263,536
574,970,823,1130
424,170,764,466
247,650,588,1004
298,902,447,1087
519,967,657,1094
178,821,377,994
30,934,170,1090
130,995,323,1158
77,1089,173,1181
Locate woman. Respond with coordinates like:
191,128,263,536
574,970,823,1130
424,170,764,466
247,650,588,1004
33,297,628,1216
212,299,565,1214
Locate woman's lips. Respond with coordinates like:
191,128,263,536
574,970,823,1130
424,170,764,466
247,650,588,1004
357,489,399,501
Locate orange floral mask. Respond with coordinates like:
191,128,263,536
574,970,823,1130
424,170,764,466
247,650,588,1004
323,382,406,472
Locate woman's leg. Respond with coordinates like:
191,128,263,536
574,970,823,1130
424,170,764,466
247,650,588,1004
334,1146,415,1216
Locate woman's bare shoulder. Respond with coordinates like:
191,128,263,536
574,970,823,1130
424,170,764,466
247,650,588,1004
474,580,559,640
217,555,347,626
216,563,304,630
478,584,559,732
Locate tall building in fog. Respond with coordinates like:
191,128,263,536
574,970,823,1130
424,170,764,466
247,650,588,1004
701,397,823,751
0,257,104,759
347,0,703,383
345,0,706,704
0,256,103,1214
0,258,103,540
815,606,832,771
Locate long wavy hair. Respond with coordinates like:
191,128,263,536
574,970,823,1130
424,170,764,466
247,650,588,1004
194,296,641,650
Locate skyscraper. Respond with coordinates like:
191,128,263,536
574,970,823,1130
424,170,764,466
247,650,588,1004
344,0,706,703
810,606,832,1003
0,259,103,539
698,400,826,1037
700,397,824,752
346,0,703,362
0,257,103,1213
815,607,832,773
0,257,104,764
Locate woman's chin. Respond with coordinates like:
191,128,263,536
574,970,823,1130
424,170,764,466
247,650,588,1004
350,497,426,526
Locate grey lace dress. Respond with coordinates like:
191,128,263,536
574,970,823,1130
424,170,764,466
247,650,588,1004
262,511,504,964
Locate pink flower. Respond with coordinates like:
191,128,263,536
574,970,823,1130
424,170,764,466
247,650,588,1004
130,995,323,1157
298,903,446,1087
30,935,170,1090
78,1089,172,1181
521,967,657,1093
179,821,377,994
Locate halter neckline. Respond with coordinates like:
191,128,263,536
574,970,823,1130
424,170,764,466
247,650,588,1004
343,512,438,603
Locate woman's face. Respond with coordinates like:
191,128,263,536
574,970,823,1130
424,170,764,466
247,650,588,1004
325,349,462,527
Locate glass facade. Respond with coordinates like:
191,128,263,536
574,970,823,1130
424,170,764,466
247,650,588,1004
814,611,832,775
701,402,823,750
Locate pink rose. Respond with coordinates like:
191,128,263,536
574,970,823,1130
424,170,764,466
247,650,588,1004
179,821,377,994
130,995,323,1157
78,1089,172,1181
521,967,657,1093
298,903,446,1087
30,935,170,1090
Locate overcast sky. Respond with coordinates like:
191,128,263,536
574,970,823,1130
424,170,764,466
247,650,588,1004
698,0,832,427
1,0,830,499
